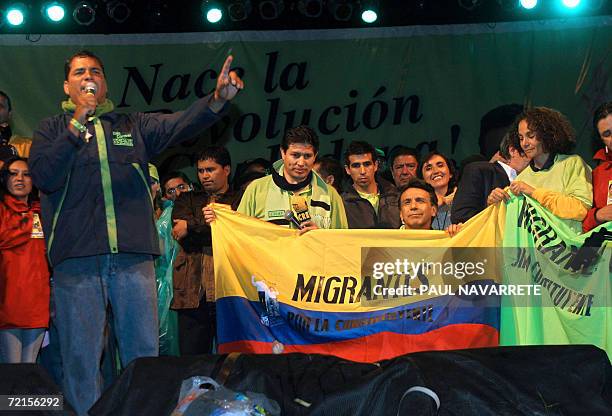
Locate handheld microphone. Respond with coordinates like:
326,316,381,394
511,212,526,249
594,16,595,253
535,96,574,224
290,195,312,225
284,210,303,229
83,82,98,117
84,82,97,96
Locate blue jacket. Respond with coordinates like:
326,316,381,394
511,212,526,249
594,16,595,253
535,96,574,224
30,96,225,266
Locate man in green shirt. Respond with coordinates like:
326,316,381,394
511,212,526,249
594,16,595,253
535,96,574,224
235,125,347,232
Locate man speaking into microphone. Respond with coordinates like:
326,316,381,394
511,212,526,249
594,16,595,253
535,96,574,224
29,50,243,415
234,125,347,233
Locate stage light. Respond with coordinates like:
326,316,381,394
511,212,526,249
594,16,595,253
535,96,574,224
43,2,66,22
106,1,130,24
227,0,252,21
202,1,223,23
361,9,377,23
519,0,537,9
258,0,284,20
561,0,581,8
206,8,222,23
6,3,25,26
73,1,96,26
328,0,354,21
298,0,323,18
361,1,378,23
457,0,482,11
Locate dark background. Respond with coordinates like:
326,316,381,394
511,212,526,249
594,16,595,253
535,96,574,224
0,0,610,35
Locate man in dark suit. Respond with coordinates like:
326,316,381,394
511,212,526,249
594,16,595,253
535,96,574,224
451,133,530,224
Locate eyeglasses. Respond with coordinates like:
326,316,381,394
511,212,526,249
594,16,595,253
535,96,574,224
166,183,191,195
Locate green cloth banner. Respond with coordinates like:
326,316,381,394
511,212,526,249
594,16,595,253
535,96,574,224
500,195,612,360
0,16,610,169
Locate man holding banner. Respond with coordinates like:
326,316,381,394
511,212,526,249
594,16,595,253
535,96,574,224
29,50,243,415
172,146,239,356
235,125,347,231
452,133,530,224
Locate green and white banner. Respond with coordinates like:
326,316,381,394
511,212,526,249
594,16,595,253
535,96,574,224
501,196,612,359
0,16,610,170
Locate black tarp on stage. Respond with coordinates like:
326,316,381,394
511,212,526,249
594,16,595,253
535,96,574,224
88,345,611,415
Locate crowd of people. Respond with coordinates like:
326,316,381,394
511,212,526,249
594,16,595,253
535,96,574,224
0,48,610,415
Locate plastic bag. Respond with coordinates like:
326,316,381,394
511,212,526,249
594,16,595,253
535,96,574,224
171,376,280,416
155,202,180,356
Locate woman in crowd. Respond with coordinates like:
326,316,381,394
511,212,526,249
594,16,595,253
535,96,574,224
583,102,612,232
0,157,50,363
489,107,592,232
420,151,457,230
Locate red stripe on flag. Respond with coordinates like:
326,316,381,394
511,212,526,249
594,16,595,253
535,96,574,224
218,323,499,362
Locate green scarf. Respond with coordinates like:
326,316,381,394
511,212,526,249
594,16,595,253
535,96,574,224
61,98,115,118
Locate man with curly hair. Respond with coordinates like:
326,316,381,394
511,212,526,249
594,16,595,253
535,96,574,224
487,106,592,232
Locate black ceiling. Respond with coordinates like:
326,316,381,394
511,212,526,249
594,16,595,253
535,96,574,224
0,0,610,35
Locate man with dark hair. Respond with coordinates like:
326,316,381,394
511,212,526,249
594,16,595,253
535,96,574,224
0,90,32,159
399,179,462,236
63,50,106,82
161,171,191,202
231,125,347,231
29,50,243,414
341,140,400,229
314,156,343,192
153,170,191,356
398,179,438,230
171,146,238,355
451,133,530,224
388,145,419,188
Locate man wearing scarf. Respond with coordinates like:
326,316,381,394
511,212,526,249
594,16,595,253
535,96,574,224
28,50,243,415
236,125,347,231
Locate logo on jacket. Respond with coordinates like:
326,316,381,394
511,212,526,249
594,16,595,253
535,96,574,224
112,131,133,147
267,210,284,218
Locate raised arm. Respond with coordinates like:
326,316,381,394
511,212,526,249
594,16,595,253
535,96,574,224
139,55,245,158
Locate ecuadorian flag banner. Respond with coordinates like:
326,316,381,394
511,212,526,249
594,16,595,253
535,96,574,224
211,203,506,363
